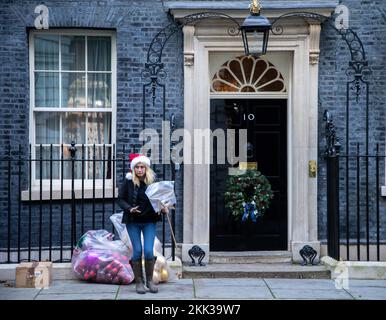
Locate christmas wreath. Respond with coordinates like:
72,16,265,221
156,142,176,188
224,169,274,223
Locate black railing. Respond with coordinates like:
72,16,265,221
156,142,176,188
0,143,176,264
326,142,385,261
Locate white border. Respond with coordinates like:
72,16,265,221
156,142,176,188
209,50,292,250
182,28,319,255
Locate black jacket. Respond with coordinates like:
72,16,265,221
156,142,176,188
117,175,161,224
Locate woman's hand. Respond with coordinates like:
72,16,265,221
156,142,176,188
161,206,169,215
130,206,141,214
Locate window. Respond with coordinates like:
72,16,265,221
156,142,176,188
29,30,116,186
211,56,286,93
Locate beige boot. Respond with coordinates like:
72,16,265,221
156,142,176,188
145,257,158,293
131,260,146,294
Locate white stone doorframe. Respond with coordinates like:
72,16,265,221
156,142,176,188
181,19,324,264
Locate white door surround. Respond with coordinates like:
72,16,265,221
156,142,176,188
177,10,334,263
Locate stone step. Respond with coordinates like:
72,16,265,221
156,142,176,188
209,251,293,264
183,263,330,279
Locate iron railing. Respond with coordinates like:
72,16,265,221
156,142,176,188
326,138,385,261
0,143,176,264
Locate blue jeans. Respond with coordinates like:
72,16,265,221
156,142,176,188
126,222,156,261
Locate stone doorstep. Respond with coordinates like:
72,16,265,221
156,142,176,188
0,258,183,282
209,251,293,264
182,263,331,279
321,256,386,280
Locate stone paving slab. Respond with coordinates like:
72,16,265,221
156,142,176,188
264,279,337,290
193,278,267,287
195,285,274,299
347,280,386,288
2,278,386,300
164,279,193,285
35,293,117,300
0,287,42,300
117,282,195,300
270,288,354,300
347,287,386,300
38,280,120,295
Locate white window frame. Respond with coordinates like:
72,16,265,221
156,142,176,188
383,145,386,196
28,29,117,193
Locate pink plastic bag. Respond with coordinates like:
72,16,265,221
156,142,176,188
71,230,134,285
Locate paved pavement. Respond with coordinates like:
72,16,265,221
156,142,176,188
1,278,386,300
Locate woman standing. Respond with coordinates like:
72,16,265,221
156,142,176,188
118,153,169,294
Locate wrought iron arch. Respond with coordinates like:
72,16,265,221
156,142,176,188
271,12,367,63
141,10,372,179
142,12,241,118
146,12,240,66
270,11,370,155
142,11,370,153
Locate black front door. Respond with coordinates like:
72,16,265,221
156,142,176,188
210,99,287,251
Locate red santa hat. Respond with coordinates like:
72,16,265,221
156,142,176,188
126,153,151,180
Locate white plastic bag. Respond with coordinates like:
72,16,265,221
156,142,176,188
109,212,133,250
145,181,176,212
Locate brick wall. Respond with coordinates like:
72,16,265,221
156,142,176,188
0,0,184,255
318,0,386,242
0,0,385,257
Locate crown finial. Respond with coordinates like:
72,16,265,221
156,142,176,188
250,0,261,14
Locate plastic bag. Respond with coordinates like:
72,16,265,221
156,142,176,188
110,212,172,284
145,181,176,212
110,212,162,257
109,212,133,251
71,230,134,285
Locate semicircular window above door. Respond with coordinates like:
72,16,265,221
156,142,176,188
211,56,286,93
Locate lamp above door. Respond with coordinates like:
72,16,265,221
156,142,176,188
240,0,272,57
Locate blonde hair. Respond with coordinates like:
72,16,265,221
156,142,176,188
132,163,156,187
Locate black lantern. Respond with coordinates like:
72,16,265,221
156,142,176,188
240,0,271,57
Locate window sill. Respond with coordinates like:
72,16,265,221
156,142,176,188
21,188,119,201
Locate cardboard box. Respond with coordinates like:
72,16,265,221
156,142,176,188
15,261,53,288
